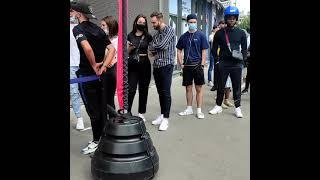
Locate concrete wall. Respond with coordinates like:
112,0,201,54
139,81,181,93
128,0,160,35
77,0,224,66
82,0,223,34
84,0,160,34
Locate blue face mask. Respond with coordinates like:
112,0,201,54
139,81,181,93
188,23,197,30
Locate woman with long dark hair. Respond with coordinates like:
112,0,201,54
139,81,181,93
99,16,118,110
127,14,153,121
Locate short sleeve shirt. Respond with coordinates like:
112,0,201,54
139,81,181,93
127,32,153,56
176,30,209,64
73,21,111,75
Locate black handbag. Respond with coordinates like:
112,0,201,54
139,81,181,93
129,35,145,63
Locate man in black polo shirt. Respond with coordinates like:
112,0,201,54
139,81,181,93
209,6,247,118
70,1,116,154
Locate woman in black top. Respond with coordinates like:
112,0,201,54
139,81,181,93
99,16,118,111
127,14,153,121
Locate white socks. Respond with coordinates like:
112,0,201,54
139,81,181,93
186,106,202,113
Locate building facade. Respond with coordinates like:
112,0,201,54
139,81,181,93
72,0,226,68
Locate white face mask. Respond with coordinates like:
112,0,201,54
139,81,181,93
104,29,109,35
70,16,78,24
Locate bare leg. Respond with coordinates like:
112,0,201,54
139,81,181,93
186,85,193,106
224,88,231,100
195,85,203,108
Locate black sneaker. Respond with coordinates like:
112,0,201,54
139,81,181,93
241,89,248,94
210,86,217,91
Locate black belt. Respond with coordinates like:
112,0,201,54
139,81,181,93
184,61,201,66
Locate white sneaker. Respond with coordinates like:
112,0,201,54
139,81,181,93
152,115,163,125
138,113,146,122
81,140,94,151
81,141,98,155
76,117,84,130
178,109,193,116
197,112,205,119
159,118,169,131
209,105,223,115
235,107,243,118
208,81,214,87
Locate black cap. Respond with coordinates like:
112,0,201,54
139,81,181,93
187,14,197,21
70,1,97,19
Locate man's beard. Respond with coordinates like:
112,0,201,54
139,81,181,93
227,22,235,28
154,22,161,30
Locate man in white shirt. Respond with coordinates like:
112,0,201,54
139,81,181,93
70,16,84,130
208,25,219,87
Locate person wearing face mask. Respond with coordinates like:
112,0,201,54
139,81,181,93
70,1,116,155
126,14,153,121
209,6,247,118
149,12,176,131
70,13,85,130
99,16,118,110
176,14,209,119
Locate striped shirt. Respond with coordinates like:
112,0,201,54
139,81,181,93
150,25,176,68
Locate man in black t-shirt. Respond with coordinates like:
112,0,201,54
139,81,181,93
70,1,116,155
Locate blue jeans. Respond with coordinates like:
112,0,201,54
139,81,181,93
70,66,82,118
207,53,214,82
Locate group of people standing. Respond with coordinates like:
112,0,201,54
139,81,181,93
69,1,176,154
177,6,250,121
70,1,250,155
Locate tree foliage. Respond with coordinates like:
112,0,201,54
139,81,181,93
239,15,250,32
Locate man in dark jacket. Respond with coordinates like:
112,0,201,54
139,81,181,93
209,6,247,118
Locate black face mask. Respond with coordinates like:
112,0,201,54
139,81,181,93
136,24,146,31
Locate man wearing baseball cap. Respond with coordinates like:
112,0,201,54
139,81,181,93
70,1,116,155
70,1,97,20
176,13,209,119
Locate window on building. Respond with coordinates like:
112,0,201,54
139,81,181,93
182,0,192,18
169,0,178,15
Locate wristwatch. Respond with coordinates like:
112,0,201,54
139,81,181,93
201,64,204,68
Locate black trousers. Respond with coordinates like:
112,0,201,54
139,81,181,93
77,66,116,142
244,61,251,90
78,74,105,142
216,62,243,108
128,57,151,114
102,64,117,110
213,61,219,88
153,64,174,118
